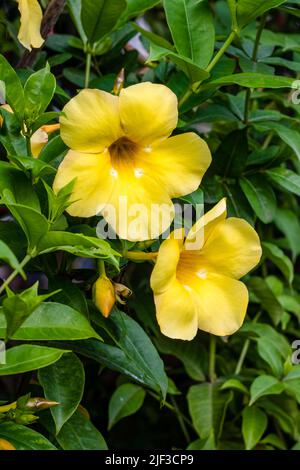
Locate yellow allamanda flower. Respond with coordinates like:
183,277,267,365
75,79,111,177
0,104,59,157
53,82,212,241
17,0,44,51
150,198,262,341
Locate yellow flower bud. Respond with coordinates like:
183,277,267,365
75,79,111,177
93,275,116,318
0,438,16,450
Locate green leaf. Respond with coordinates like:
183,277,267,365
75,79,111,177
266,167,300,197
2,282,58,339
24,65,56,122
283,366,300,403
208,73,294,89
275,208,300,260
248,277,285,325
67,0,87,43
81,0,126,45
240,175,276,223
122,0,160,19
0,302,100,341
39,135,67,163
0,162,40,209
262,242,294,284
164,0,215,68
249,375,284,405
38,353,85,434
0,345,67,376
237,0,287,28
49,277,89,317
108,383,146,429
242,406,268,450
54,410,107,450
210,129,248,177
154,333,206,381
187,383,232,439
0,108,27,156
60,309,168,398
0,54,24,121
221,379,249,395
1,199,49,253
0,240,25,278
37,231,119,266
0,422,56,450
242,322,290,377
256,122,300,162
148,42,209,83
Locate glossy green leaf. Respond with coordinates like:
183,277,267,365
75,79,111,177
249,375,284,405
0,54,24,121
24,65,56,122
262,242,294,284
237,0,287,27
108,383,146,429
240,175,277,223
242,406,268,450
81,0,126,44
55,410,107,450
266,167,300,197
0,422,56,450
248,277,285,325
208,73,294,89
0,345,67,376
187,383,232,439
164,0,215,68
39,353,85,434
0,302,100,341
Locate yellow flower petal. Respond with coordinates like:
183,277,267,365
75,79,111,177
60,89,122,153
53,150,115,217
185,198,227,250
188,273,249,336
154,278,198,340
119,82,178,145
139,133,211,198
198,218,262,279
30,128,48,158
103,170,174,241
150,237,182,294
17,0,44,51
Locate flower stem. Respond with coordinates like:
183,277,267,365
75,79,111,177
0,254,31,295
206,30,237,73
179,29,237,109
26,135,32,157
170,395,191,444
244,13,267,123
85,52,92,88
123,251,158,262
97,259,106,276
234,339,250,375
209,334,217,382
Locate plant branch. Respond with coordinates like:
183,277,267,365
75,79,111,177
0,254,31,296
209,334,217,382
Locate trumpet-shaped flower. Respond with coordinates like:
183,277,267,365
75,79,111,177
150,198,262,340
53,82,211,241
17,0,44,51
0,104,59,157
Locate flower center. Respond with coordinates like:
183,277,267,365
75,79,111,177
109,137,139,165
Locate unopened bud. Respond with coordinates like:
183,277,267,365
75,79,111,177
0,438,16,450
24,397,59,411
93,275,116,318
